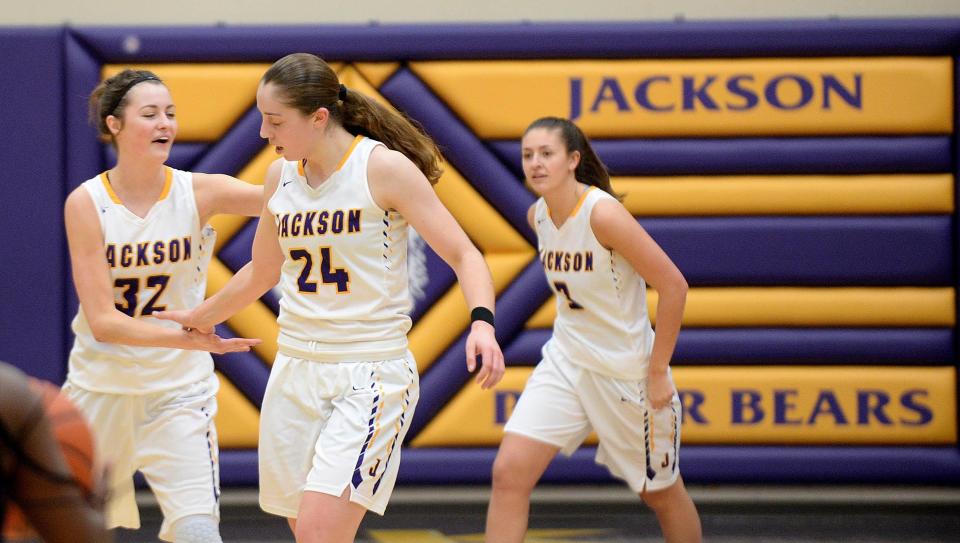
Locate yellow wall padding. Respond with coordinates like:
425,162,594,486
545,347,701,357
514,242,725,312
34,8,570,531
336,64,393,110
409,253,533,374
354,62,401,87
412,367,532,447
206,259,279,363
206,149,272,252
214,371,261,448
411,57,953,138
526,287,955,328
433,165,532,254
614,174,954,216
413,365,956,447
103,64,269,141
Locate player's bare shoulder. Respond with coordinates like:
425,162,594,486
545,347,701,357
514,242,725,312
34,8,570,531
367,145,426,210
63,183,99,227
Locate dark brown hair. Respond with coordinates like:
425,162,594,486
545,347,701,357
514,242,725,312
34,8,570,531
88,69,165,144
261,53,443,185
524,117,621,200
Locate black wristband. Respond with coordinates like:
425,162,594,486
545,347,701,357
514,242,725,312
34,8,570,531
470,306,495,328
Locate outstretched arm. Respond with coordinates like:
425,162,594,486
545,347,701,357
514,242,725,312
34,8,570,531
63,187,259,354
157,159,285,331
369,148,505,389
592,199,688,410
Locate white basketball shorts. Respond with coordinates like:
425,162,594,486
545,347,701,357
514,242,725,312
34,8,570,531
504,349,683,493
258,351,419,518
63,374,220,542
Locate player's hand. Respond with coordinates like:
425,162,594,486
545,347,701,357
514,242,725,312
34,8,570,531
153,309,213,334
184,328,261,354
646,370,675,410
465,321,505,390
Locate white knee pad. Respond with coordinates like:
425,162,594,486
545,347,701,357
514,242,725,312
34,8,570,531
172,514,222,543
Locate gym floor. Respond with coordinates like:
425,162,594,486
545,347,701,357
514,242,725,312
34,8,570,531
114,485,960,542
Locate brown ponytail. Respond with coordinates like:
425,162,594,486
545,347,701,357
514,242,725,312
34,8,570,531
262,53,443,185
524,117,621,200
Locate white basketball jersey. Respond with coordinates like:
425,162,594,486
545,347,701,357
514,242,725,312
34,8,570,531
269,136,412,361
535,187,655,380
68,167,215,394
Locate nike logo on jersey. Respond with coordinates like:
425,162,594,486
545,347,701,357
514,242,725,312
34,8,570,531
282,180,293,187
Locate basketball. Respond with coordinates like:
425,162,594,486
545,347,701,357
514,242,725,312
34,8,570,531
2,379,97,541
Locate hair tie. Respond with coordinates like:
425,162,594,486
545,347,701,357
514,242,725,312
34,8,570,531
106,73,161,116
338,83,348,102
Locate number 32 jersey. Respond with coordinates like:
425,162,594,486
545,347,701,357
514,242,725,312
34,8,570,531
269,136,412,362
535,187,655,380
68,167,215,394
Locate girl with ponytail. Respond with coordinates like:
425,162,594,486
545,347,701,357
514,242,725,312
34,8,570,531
485,117,701,543
156,53,505,542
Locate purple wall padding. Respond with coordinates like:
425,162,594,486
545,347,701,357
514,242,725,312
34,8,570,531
409,260,550,438
0,29,67,382
506,329,956,367
62,32,107,369
217,445,960,486
390,446,960,485
216,219,256,273
191,107,264,176
218,450,259,486
379,68,536,242
73,20,960,62
64,32,104,191
644,216,953,286
953,56,960,432
490,137,953,176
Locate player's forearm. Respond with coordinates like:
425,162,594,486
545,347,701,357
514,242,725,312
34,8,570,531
193,262,275,328
88,311,193,349
450,249,496,312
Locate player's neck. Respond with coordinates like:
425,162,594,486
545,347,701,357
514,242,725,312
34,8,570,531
106,158,168,211
543,180,586,227
302,127,358,188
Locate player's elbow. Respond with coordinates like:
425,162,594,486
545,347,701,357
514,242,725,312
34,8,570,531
252,266,282,293
89,326,115,344
448,244,485,275
658,270,688,302
87,314,120,344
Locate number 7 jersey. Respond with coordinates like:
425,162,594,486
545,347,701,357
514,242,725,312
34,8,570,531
68,167,215,393
269,136,413,362
535,187,655,380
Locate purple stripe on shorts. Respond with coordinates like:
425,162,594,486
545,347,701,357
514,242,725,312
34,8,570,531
352,376,381,489
372,369,416,494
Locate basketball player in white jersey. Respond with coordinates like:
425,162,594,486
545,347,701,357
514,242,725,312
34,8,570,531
63,69,263,543
485,117,702,543
156,53,505,543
